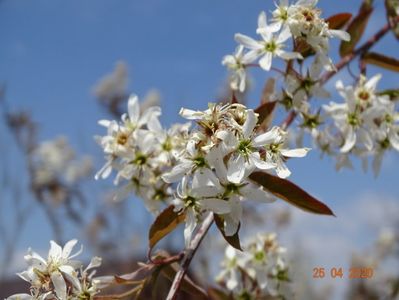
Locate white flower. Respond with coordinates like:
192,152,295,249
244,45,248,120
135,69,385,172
217,110,276,183
173,174,232,246
216,232,289,298
222,45,251,92
263,127,310,178
7,240,102,300
235,21,302,71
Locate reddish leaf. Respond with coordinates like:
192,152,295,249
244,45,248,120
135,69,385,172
326,13,352,30
113,263,156,285
385,0,399,40
255,101,277,126
294,37,315,58
149,205,186,250
231,92,239,104
363,52,399,72
340,2,373,57
260,77,275,105
214,214,242,251
249,172,335,216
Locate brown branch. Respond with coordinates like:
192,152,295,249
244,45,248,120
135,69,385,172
320,18,397,85
165,213,214,300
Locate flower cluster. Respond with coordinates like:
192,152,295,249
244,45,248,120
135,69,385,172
7,240,102,300
223,0,349,92
319,74,399,174
216,233,290,299
32,136,92,187
96,98,309,246
95,94,190,212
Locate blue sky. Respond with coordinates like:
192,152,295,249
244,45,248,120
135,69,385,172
0,0,398,297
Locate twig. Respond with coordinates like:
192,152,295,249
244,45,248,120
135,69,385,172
166,213,214,300
320,18,396,85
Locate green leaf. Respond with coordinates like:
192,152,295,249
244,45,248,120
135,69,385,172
363,52,399,72
385,0,399,40
249,172,335,216
340,2,373,57
148,205,186,251
326,13,353,29
214,214,242,251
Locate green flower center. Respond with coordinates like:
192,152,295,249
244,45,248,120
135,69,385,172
133,153,147,165
193,156,207,168
265,41,277,52
238,139,253,155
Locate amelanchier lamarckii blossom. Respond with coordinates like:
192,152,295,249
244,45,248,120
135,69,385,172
223,0,350,92
217,232,290,299
7,240,103,300
96,98,310,246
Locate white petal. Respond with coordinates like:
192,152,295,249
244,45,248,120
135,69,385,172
329,29,351,41
340,127,356,153
253,128,279,146
6,294,33,300
127,94,140,124
184,209,197,247
275,158,291,178
257,11,268,30
201,199,231,214
51,272,67,300
242,49,261,63
207,147,228,182
223,214,240,236
59,265,75,275
227,155,246,184
241,184,275,203
280,147,310,157
242,110,258,138
365,73,382,90
162,161,192,183
49,240,62,260
249,152,275,170
179,108,203,120
276,26,292,43
62,239,78,259
86,256,102,271
277,50,302,60
259,52,273,71
235,33,262,50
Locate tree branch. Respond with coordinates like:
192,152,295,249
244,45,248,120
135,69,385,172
166,213,214,300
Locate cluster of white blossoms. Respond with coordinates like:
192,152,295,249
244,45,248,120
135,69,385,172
216,233,289,299
7,240,103,300
316,74,399,174
95,94,190,212
32,136,92,187
223,0,350,92
96,97,309,246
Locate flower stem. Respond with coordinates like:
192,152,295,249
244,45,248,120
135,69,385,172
166,213,214,300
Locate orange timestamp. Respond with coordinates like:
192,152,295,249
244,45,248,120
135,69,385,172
312,267,374,279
